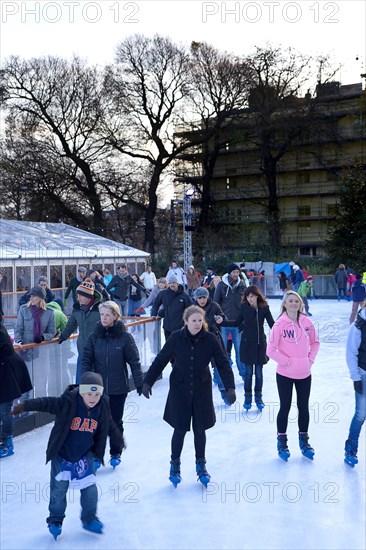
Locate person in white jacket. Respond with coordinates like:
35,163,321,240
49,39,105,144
267,290,320,461
344,300,366,467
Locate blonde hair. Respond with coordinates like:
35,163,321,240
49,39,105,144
183,305,208,331
279,290,305,321
98,300,122,320
26,298,47,310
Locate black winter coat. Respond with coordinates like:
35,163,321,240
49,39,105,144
223,302,274,365
0,324,33,404
106,274,145,302
150,286,192,332
143,327,235,431
81,321,143,395
21,386,123,463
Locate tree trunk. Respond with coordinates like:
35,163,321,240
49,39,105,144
143,167,161,253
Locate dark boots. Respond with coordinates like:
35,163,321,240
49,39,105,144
169,458,181,487
196,458,211,487
243,392,252,410
344,439,358,467
277,434,290,461
299,432,315,460
254,392,265,411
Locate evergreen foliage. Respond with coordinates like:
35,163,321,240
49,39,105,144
325,166,366,271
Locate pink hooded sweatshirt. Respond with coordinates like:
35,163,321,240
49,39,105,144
266,312,320,379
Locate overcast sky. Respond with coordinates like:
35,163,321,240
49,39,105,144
1,0,365,86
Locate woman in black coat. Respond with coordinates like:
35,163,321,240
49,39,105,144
81,301,144,467
223,285,274,411
142,305,236,487
0,324,33,458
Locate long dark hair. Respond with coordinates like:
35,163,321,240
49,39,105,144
243,285,268,307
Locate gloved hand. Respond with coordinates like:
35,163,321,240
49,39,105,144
58,337,65,345
10,403,26,415
136,386,143,396
63,298,67,307
33,335,44,344
142,383,152,399
354,380,363,394
226,388,236,405
135,307,145,315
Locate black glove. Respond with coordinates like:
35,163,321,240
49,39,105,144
226,388,236,405
354,380,363,394
142,383,152,399
10,403,26,416
33,335,44,344
136,386,143,396
58,337,65,344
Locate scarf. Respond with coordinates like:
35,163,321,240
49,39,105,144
55,455,96,490
80,297,95,313
30,305,44,339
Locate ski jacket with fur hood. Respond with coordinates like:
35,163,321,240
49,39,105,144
266,312,320,379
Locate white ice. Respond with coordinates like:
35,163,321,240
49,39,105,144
1,299,365,550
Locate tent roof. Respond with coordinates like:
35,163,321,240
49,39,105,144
0,220,150,261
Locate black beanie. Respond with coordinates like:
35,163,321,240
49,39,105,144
79,372,104,395
226,263,240,275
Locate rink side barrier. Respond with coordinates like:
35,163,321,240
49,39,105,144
9,316,162,436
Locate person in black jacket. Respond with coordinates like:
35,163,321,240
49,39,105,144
222,285,274,411
106,264,146,316
0,324,33,459
11,372,123,539
18,276,58,310
193,286,230,406
81,301,143,466
86,269,109,302
142,305,236,487
150,274,192,342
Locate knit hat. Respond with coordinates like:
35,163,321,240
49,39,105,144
194,287,209,300
76,278,95,298
78,266,87,273
167,274,179,284
79,371,104,395
227,263,240,275
29,286,46,300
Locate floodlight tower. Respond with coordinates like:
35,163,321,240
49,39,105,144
183,187,194,271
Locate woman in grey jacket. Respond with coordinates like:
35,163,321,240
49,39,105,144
81,301,143,467
14,286,55,345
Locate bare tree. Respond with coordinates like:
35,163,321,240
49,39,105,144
104,34,203,253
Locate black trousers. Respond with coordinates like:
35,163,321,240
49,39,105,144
108,394,128,435
171,415,206,460
276,373,311,433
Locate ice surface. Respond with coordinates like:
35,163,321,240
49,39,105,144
1,299,365,550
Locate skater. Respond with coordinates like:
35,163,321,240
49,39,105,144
11,372,123,539
192,286,230,406
344,299,366,467
222,285,274,411
266,291,320,461
298,276,314,316
81,301,144,468
141,305,236,487
213,264,247,380
334,263,348,301
349,274,366,324
0,324,33,459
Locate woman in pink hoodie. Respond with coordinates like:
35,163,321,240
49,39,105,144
267,291,320,461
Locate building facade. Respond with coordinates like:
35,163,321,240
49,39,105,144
175,82,366,258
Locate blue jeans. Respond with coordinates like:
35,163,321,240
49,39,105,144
244,364,263,394
347,371,366,449
220,327,245,378
47,453,98,525
0,401,14,440
75,352,83,384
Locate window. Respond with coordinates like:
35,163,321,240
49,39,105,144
297,173,310,184
298,205,311,217
327,204,337,216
